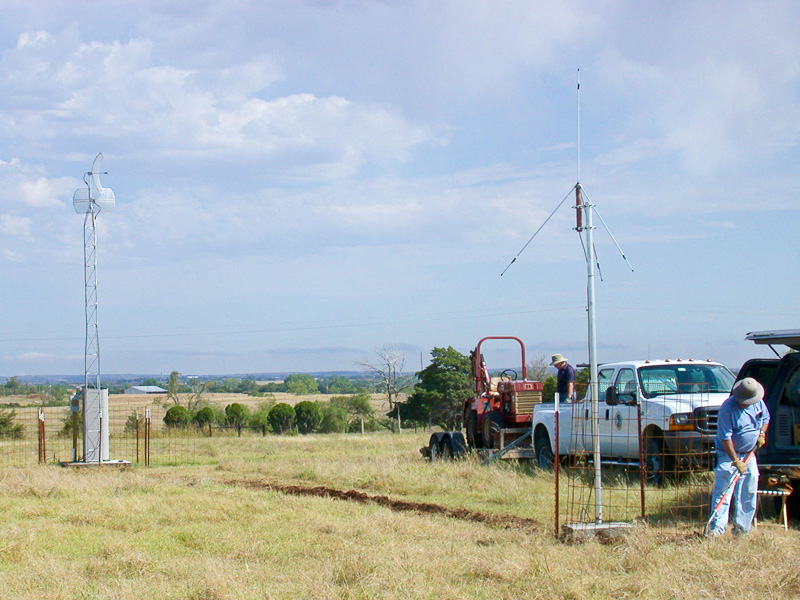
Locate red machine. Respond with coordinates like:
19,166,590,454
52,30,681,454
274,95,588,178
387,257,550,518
463,336,544,450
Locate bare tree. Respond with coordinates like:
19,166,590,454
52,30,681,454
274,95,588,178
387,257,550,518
358,346,410,432
527,353,551,382
165,371,207,413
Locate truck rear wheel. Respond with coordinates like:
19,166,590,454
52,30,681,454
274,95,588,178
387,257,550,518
535,433,554,470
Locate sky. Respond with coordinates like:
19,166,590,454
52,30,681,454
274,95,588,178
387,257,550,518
0,0,798,378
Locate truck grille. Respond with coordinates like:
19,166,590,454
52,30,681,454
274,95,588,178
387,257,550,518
513,390,543,415
694,407,718,434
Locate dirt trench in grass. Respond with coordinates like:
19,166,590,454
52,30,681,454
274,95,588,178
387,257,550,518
225,478,540,532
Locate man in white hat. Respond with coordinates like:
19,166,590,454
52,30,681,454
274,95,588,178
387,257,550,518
551,353,576,403
706,377,770,536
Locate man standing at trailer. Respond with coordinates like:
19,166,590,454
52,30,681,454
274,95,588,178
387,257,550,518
707,377,770,536
551,353,576,403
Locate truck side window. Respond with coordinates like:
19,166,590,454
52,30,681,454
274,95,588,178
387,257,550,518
614,369,637,405
598,368,614,403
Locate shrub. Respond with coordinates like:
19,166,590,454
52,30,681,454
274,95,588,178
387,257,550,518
0,408,24,439
193,406,217,428
294,401,323,434
163,405,192,429
268,403,295,434
250,399,276,431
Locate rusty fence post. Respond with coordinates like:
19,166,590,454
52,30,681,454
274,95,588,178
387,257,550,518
144,408,151,467
135,410,140,464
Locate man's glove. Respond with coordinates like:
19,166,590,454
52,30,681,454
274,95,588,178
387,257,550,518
732,458,747,474
757,432,767,448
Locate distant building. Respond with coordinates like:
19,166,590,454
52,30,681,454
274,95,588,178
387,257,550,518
124,385,166,394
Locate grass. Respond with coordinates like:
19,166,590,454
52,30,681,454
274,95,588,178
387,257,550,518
0,432,797,599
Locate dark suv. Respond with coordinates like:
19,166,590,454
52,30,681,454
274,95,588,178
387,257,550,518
735,329,800,517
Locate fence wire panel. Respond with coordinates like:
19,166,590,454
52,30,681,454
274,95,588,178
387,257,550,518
0,398,276,468
561,390,717,533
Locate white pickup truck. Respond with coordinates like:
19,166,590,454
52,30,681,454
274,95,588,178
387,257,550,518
531,359,736,483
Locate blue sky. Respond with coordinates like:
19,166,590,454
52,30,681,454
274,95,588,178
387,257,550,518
0,1,798,377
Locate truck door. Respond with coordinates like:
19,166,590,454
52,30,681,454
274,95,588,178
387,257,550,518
573,368,614,455
599,368,638,457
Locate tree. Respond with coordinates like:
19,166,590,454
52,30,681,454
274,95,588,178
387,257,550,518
250,399,277,430
316,401,349,433
225,403,251,428
163,405,192,429
294,401,323,434
167,371,181,405
358,346,410,432
331,392,374,432
404,346,472,430
269,403,295,434
527,353,550,382
285,374,319,395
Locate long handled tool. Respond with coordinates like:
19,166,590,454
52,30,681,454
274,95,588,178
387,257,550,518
704,450,755,535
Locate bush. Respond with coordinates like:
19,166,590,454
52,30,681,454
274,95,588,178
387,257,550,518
163,405,192,429
251,399,276,430
0,408,24,439
294,401,323,434
269,403,295,434
224,403,251,428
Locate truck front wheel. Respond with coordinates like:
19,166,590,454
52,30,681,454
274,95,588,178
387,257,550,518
644,435,673,486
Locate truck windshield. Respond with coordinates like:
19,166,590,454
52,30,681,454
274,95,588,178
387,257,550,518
638,364,735,398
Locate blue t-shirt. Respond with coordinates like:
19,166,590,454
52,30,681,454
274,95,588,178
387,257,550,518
715,395,770,455
557,363,576,394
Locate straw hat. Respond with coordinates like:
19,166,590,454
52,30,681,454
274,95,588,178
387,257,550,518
550,353,568,366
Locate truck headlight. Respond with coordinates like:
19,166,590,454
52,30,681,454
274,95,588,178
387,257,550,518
669,413,693,431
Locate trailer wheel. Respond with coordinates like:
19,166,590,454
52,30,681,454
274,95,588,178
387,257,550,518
481,411,503,449
449,432,467,458
440,435,453,460
428,434,441,461
535,433,554,470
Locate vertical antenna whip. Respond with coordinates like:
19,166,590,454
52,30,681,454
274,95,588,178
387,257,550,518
577,68,581,184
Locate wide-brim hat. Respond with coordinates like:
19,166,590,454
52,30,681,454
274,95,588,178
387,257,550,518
550,353,567,366
732,377,764,406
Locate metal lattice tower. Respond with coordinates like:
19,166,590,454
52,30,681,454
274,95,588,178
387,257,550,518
73,153,114,462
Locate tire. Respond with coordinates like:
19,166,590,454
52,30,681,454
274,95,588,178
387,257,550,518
449,432,467,458
535,433,555,470
428,434,441,461
481,411,504,449
644,435,673,486
440,435,453,460
465,411,481,449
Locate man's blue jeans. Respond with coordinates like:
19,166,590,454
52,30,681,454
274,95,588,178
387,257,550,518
707,454,759,535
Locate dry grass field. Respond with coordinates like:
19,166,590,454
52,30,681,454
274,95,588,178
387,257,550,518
0,431,797,600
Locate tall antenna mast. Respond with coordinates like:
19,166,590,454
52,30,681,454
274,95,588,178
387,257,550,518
574,70,602,523
73,153,115,463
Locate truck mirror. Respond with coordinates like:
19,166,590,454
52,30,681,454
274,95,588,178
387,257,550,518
605,387,618,406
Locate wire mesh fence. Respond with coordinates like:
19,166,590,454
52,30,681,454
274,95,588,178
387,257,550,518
0,398,281,468
560,380,722,535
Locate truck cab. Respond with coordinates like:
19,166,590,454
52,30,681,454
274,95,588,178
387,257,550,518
735,330,800,497
584,360,735,475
